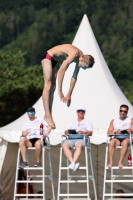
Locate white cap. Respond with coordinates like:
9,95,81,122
77,105,86,111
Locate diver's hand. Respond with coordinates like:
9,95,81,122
59,91,65,102
64,94,71,107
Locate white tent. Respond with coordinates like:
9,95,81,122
0,14,133,199
0,14,133,144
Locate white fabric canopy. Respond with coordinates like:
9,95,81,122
0,14,133,145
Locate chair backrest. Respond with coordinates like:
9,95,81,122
67,134,84,139
61,134,91,148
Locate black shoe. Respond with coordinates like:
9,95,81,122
19,162,28,169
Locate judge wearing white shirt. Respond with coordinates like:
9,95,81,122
107,104,133,168
19,107,51,169
62,105,93,172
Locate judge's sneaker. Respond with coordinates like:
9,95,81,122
74,163,80,172
68,162,75,171
34,162,41,167
19,162,28,169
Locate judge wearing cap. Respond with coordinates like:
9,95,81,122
19,107,51,169
62,105,93,172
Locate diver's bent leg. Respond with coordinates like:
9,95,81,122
42,59,56,128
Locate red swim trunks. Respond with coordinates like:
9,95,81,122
45,53,53,61
41,52,57,68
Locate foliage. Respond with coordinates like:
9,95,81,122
0,0,133,126
0,51,43,126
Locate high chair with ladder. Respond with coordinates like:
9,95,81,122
103,133,133,200
13,136,55,200
57,134,97,200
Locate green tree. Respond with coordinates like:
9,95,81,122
0,51,43,127
0,0,133,126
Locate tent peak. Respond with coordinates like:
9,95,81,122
82,14,88,21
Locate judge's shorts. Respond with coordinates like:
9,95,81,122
62,139,85,149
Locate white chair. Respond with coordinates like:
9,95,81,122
57,134,97,200
103,134,133,200
14,136,55,200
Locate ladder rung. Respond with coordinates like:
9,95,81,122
115,146,132,148
68,175,93,178
19,199,44,200
27,146,50,150
106,166,133,169
63,199,91,200
105,180,133,182
15,194,43,196
16,199,44,200
60,180,87,183
60,167,87,170
45,175,51,177
27,175,50,178
69,175,87,178
18,167,43,170
104,193,133,196
59,193,88,196
112,175,133,178
16,180,43,183
28,175,43,178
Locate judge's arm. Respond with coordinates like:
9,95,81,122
65,130,69,135
22,131,28,137
126,118,133,134
77,130,92,136
107,120,115,135
131,118,133,133
86,130,93,136
22,122,28,137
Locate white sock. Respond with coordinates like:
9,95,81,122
71,162,75,165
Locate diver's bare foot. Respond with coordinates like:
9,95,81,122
44,116,56,129
118,162,123,168
107,163,113,168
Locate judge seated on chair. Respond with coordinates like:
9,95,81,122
19,107,51,169
62,105,93,172
107,104,133,168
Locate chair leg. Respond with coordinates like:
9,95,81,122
103,144,108,200
88,150,98,200
42,147,45,200
67,157,70,198
13,148,20,200
130,140,133,188
48,150,55,200
57,147,62,200
111,168,113,199
85,147,90,200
